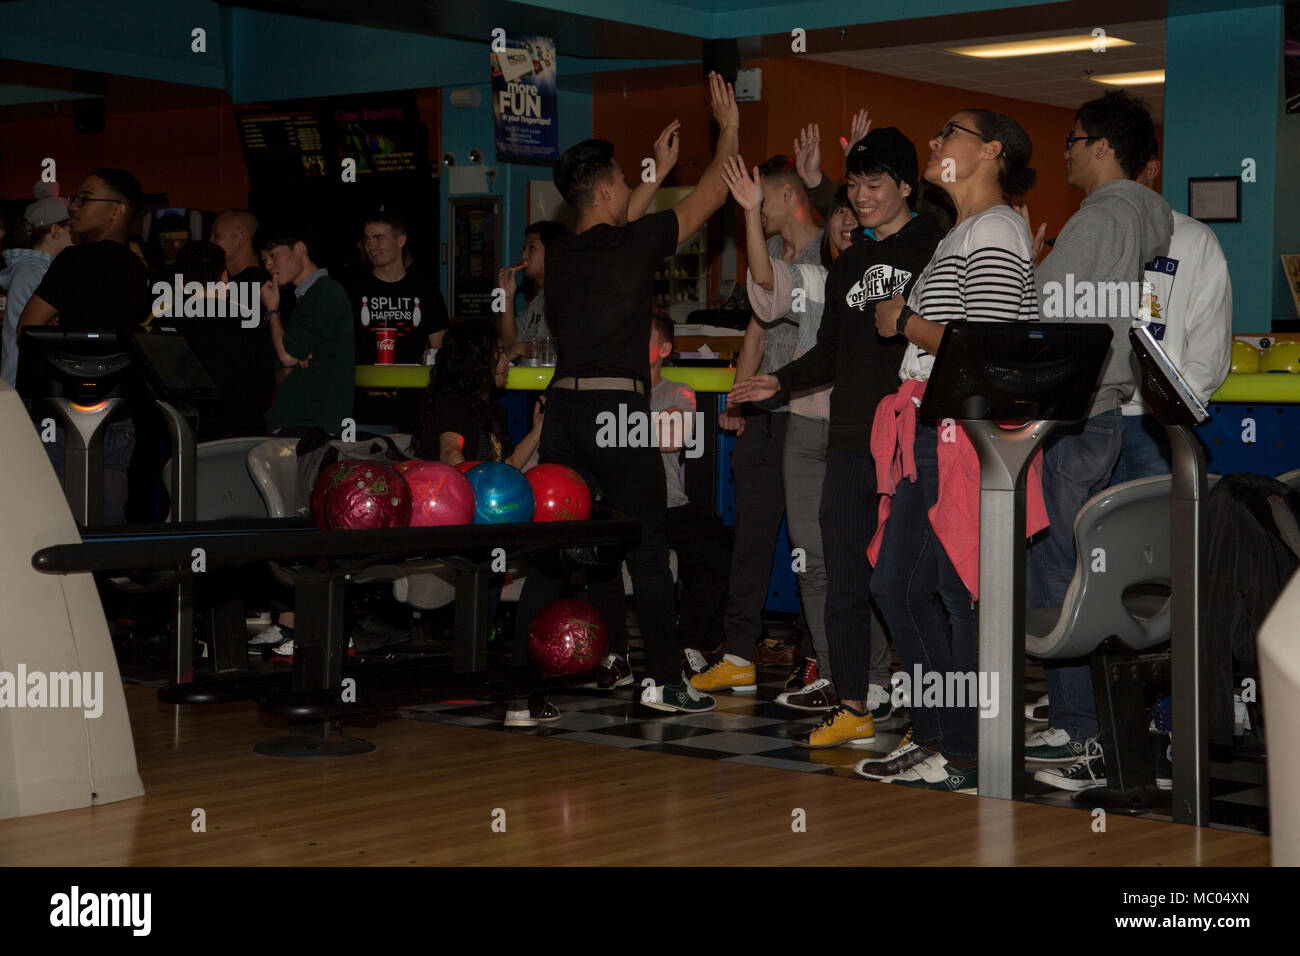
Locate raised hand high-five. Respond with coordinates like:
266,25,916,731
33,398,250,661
719,156,762,211
841,108,872,155
708,70,739,131
793,122,823,190
653,120,681,181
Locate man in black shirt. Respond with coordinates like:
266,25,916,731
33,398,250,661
20,168,150,525
731,129,945,748
210,209,269,288
349,213,450,432
511,72,739,716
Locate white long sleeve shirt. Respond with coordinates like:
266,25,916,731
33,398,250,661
1126,210,1233,413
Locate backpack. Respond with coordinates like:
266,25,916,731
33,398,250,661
1205,473,1300,745
292,427,414,516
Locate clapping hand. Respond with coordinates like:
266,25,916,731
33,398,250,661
793,123,822,190
720,156,762,211
842,108,872,155
652,120,681,181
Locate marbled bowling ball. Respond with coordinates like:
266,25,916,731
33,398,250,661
403,461,476,526
464,462,534,524
322,462,412,529
527,599,608,676
525,463,592,522
310,460,361,530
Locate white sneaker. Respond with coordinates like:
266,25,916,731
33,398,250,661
683,647,709,675
1033,738,1106,791
1025,726,1089,763
640,677,716,713
247,623,287,649
1025,694,1049,722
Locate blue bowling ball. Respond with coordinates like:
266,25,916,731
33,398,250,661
464,462,535,524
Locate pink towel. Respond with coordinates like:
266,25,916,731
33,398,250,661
867,381,1049,601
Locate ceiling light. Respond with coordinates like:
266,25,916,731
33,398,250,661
1090,70,1165,85
947,35,1135,58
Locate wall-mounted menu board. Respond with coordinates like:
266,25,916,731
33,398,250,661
236,93,427,182
448,196,503,320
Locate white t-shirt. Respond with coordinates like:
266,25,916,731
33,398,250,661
1124,210,1232,414
517,290,549,340
899,204,1037,382
651,378,695,509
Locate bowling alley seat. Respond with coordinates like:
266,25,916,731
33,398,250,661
162,436,272,520
1260,554,1300,865
246,438,461,610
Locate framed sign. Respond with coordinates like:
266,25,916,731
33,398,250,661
1188,177,1241,223
447,195,503,320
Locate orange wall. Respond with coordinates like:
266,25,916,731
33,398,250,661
595,59,1161,288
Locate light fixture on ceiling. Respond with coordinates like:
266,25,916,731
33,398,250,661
1090,70,1165,86
947,35,1135,58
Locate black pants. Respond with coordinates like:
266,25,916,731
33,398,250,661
511,388,679,684
724,410,788,660
665,501,731,651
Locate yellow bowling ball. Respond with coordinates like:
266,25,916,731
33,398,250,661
1261,341,1300,373
1231,340,1262,373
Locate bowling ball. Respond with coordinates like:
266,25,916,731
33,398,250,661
395,459,422,474
455,459,482,474
403,461,476,526
310,460,362,530
1230,340,1262,374
527,599,608,676
322,462,412,529
464,462,534,523
525,464,592,522
1261,341,1300,373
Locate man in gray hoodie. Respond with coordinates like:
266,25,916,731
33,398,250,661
0,191,71,385
1026,90,1174,766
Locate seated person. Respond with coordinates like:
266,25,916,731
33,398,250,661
497,220,568,361
634,312,732,687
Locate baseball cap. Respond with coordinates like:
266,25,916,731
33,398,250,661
846,127,919,193
24,196,69,231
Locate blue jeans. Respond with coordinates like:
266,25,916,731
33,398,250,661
43,416,135,526
871,423,979,762
1027,408,1123,741
1110,414,1171,484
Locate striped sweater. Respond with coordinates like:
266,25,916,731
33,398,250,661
900,204,1037,383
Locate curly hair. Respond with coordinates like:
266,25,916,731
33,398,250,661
415,318,511,460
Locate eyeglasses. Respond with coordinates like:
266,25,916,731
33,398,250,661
936,122,990,142
67,194,122,207
1065,134,1101,151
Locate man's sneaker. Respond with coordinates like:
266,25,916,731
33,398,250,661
262,635,355,662
867,683,894,722
640,679,716,713
1025,694,1050,722
248,624,288,651
504,697,562,728
683,647,710,676
888,753,978,794
785,657,818,691
595,653,634,689
794,705,876,749
1033,738,1106,792
689,655,756,694
753,636,798,668
775,677,838,712
855,728,933,780
1025,726,1089,764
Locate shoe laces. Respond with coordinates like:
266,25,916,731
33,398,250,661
800,657,818,685
1062,738,1105,778
685,648,707,673
815,705,850,731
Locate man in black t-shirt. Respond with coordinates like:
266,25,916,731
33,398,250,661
348,213,450,432
19,168,150,525
509,72,740,718
210,209,270,289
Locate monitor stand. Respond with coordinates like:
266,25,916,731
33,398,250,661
42,396,127,526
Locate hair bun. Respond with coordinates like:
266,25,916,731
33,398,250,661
34,181,60,199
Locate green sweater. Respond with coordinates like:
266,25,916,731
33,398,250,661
269,275,356,431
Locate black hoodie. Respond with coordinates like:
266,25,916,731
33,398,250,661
774,213,946,450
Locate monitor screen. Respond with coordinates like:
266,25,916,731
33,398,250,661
130,331,221,401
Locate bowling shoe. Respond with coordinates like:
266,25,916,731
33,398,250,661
689,655,756,694
867,683,894,722
886,753,978,794
1033,738,1106,792
640,679,716,713
1025,694,1050,722
1024,726,1089,763
775,677,838,712
785,657,818,691
793,705,876,749
854,727,932,780
594,653,634,690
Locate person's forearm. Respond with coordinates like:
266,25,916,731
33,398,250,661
508,425,542,469
902,312,945,354
17,295,57,330
733,318,764,388
808,175,838,221
744,210,773,291
268,312,298,366
628,177,663,222
698,123,740,211
500,297,518,349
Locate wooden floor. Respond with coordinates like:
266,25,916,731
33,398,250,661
0,686,1270,866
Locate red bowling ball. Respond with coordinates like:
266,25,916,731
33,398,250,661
310,460,359,530
321,462,412,530
394,459,422,474
526,464,592,522
455,459,482,474
527,599,608,676
403,461,476,526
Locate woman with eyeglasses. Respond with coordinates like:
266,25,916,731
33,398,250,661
861,110,1043,793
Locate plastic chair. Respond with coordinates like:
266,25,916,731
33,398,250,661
162,436,271,521
1025,475,1221,660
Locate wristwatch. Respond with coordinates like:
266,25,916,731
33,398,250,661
896,304,914,336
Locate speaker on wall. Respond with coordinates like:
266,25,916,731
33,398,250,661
702,39,740,85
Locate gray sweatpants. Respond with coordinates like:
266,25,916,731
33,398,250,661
783,414,832,682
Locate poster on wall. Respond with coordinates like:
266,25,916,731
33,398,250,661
448,196,503,319
490,34,558,161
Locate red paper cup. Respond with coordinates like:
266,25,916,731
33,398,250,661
375,327,397,365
